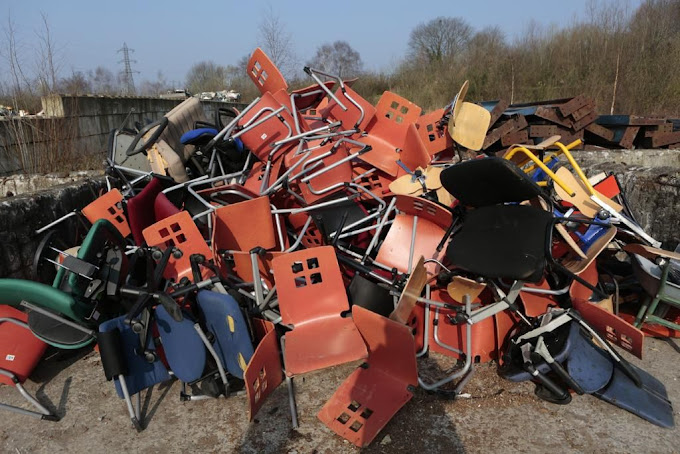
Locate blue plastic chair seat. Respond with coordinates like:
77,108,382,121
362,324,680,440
197,290,254,379
180,128,218,146
155,305,206,383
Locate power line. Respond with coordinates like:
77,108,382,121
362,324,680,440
117,42,139,95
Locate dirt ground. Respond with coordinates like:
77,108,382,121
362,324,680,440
0,337,678,453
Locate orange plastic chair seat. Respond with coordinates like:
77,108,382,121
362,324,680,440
81,189,131,238
318,306,417,447
351,163,393,199
291,81,336,110
359,123,430,177
212,196,278,252
243,158,285,195
293,143,353,204
285,317,367,375
237,92,296,161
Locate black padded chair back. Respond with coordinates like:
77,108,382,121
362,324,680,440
440,157,544,207
446,204,554,282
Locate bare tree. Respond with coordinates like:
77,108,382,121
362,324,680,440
257,5,297,78
138,70,170,96
307,41,363,78
88,66,119,94
57,71,91,94
185,61,228,93
35,13,62,95
407,16,473,64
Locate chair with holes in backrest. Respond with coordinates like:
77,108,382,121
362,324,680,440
243,318,283,421
247,48,288,95
375,195,452,275
272,246,368,426
357,92,429,177
317,305,417,447
416,108,454,157
81,188,131,238
142,211,213,283
272,248,367,366
211,196,286,290
0,306,55,421
351,162,393,200
126,178,180,246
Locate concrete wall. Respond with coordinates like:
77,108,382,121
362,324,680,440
0,95,249,175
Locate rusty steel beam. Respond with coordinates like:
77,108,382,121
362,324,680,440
618,126,641,149
535,106,572,128
487,98,511,131
558,95,591,117
585,123,616,142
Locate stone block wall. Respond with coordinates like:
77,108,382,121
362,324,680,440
0,177,106,279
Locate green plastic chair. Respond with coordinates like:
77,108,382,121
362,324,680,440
633,252,680,332
0,219,128,349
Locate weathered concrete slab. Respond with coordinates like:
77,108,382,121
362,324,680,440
574,149,680,248
0,177,106,279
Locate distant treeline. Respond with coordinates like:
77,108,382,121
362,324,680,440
3,0,679,118
343,0,680,116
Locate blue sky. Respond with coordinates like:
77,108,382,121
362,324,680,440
2,0,641,87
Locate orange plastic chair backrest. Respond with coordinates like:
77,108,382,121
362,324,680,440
142,210,212,282
394,195,452,230
211,196,278,253
81,189,131,238
375,91,422,126
272,246,349,326
247,48,288,95
416,108,454,157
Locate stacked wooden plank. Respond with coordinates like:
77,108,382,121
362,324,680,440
479,95,680,153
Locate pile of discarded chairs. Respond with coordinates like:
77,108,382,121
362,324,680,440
0,47,677,447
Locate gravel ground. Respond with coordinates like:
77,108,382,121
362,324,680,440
0,337,678,453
